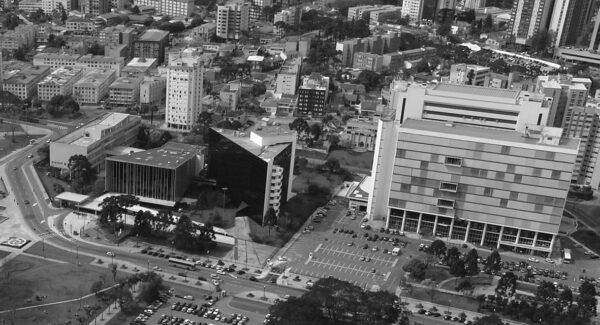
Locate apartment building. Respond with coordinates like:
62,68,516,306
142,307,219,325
448,64,491,86
353,52,384,72
80,0,110,16
296,73,329,116
50,113,141,170
139,76,166,105
368,117,577,256
0,24,36,52
73,69,116,105
562,105,600,187
537,75,590,127
3,66,51,100
216,2,250,40
99,25,136,48
133,0,193,16
105,142,205,206
464,0,484,9
275,56,301,95
165,57,204,131
41,0,71,13
65,17,96,32
401,0,424,22
207,126,296,221
341,117,378,151
133,29,170,64
508,0,555,45
219,83,241,112
549,0,596,48
38,67,84,101
190,23,216,42
369,6,402,27
273,6,301,36
109,77,142,106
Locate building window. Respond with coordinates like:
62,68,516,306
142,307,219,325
501,145,511,154
400,183,411,192
437,199,455,209
507,164,515,172
514,174,522,183
484,187,493,197
396,149,405,158
439,182,458,192
551,170,561,179
495,171,505,180
499,198,508,207
420,161,429,169
444,156,462,166
509,191,519,200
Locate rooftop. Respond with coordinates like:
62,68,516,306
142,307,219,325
138,29,169,42
126,57,158,67
432,83,520,100
106,142,204,169
39,67,82,86
400,119,579,151
212,126,295,161
74,69,115,87
110,77,142,89
54,113,137,147
4,66,50,85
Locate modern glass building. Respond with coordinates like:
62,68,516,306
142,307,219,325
207,127,296,224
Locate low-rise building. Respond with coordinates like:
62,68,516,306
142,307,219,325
38,67,84,101
75,54,125,76
3,66,51,100
120,57,158,78
449,63,490,86
381,47,437,72
219,82,241,111
33,53,81,68
190,23,216,42
353,52,384,72
341,117,379,151
50,113,141,170
133,29,169,64
139,76,166,105
275,56,302,95
109,76,142,106
65,17,96,31
73,69,117,104
0,24,37,52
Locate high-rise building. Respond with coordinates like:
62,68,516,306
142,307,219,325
537,75,590,127
80,0,110,16
507,0,555,45
133,29,170,64
549,0,596,48
216,2,250,40
273,6,301,36
296,73,330,116
368,116,577,256
275,56,301,95
464,0,484,9
562,105,600,187
165,57,204,131
589,12,600,51
401,0,425,22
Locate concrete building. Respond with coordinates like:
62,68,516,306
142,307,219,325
140,76,166,105
165,57,204,131
387,80,552,132
33,53,80,68
508,0,555,45
191,23,216,42
353,52,384,72
75,55,125,76
341,117,378,151
219,83,241,112
369,6,402,27
449,64,491,86
50,113,141,170
207,126,296,221
537,75,590,128
99,25,136,48
19,0,43,12
273,6,301,36
216,2,250,40
3,66,51,100
562,105,600,187
38,67,84,101
133,29,170,64
464,0,484,9
133,0,193,16
0,24,36,52
368,116,577,256
105,142,205,206
65,17,96,31
347,5,375,21
401,0,424,22
109,76,142,106
549,0,596,48
41,0,70,13
72,69,116,105
275,56,301,95
121,57,158,78
382,47,437,72
296,73,329,116
80,0,110,16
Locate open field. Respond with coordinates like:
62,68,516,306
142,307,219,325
25,241,96,264
327,149,374,171
291,168,344,194
0,255,114,324
0,135,39,158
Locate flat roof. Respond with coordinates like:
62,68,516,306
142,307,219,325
433,83,520,100
74,69,115,87
400,119,579,150
138,29,169,42
347,175,372,202
106,146,145,156
39,67,82,86
106,142,204,169
55,192,90,203
110,77,142,89
127,57,157,67
56,112,134,147
4,66,50,85
213,128,293,160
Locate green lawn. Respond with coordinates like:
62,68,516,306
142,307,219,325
0,255,114,325
327,149,374,171
25,241,95,264
0,135,38,158
292,169,343,194
572,230,600,255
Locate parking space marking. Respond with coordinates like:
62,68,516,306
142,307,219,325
315,243,322,252
384,272,391,281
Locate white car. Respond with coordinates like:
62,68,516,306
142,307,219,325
278,256,287,261
545,258,555,264
106,251,115,257
217,270,226,275
528,257,539,263
210,274,220,279
212,279,220,286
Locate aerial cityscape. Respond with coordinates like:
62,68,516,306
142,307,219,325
1,0,600,324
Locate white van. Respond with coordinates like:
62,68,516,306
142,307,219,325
392,247,401,256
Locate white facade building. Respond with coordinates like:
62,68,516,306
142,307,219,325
165,57,204,131
216,2,250,40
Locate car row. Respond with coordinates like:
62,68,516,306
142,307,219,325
169,301,249,325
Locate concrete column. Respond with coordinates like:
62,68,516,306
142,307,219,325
532,231,539,248
449,218,455,240
416,213,423,234
497,226,505,249
464,221,471,243
400,210,406,232
480,223,488,247
515,229,522,245
385,208,390,229
432,215,439,237
548,235,556,257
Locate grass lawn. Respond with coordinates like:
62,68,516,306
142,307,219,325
0,135,37,158
571,230,600,255
0,123,23,133
296,149,327,160
423,265,452,283
25,241,95,264
0,250,9,259
327,149,374,171
0,255,114,324
292,168,343,194
408,286,480,313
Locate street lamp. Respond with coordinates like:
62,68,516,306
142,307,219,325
263,285,266,299
222,187,228,212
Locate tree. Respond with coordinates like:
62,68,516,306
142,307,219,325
98,194,139,235
578,281,597,318
47,34,66,48
138,272,165,304
484,250,502,275
356,70,382,91
110,263,118,282
450,259,466,278
489,58,510,74
473,314,503,325
402,259,427,281
132,210,153,237
444,246,461,266
309,123,322,140
130,5,140,14
3,14,20,30
88,42,105,55
483,14,494,32
324,158,340,174
269,296,329,325
289,118,309,137
173,215,196,251
251,83,267,96
427,239,446,258
535,281,558,304
437,23,452,37
495,271,517,299
464,249,479,276
264,207,277,236
529,29,554,53
558,286,573,308
63,98,80,114
466,69,475,85
68,155,93,193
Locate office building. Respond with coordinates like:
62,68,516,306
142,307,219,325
3,66,51,100
133,29,170,64
109,77,142,106
38,67,84,101
562,105,600,188
80,0,110,16
105,142,205,206
165,57,204,131
73,69,117,105
216,2,250,40
50,113,141,170
275,56,301,95
75,55,126,76
41,0,70,13
368,117,577,256
537,75,590,127
387,81,552,132
353,52,384,72
33,53,81,68
401,0,424,22
207,126,296,221
0,25,36,52
191,23,216,42
549,0,596,48
65,17,96,31
296,73,330,116
140,76,166,105
508,0,555,45
448,64,491,86
121,57,158,78
219,83,241,111
464,0,484,9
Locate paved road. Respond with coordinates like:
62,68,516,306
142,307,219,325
229,297,270,314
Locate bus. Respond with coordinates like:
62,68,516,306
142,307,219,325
168,257,196,270
563,248,572,264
